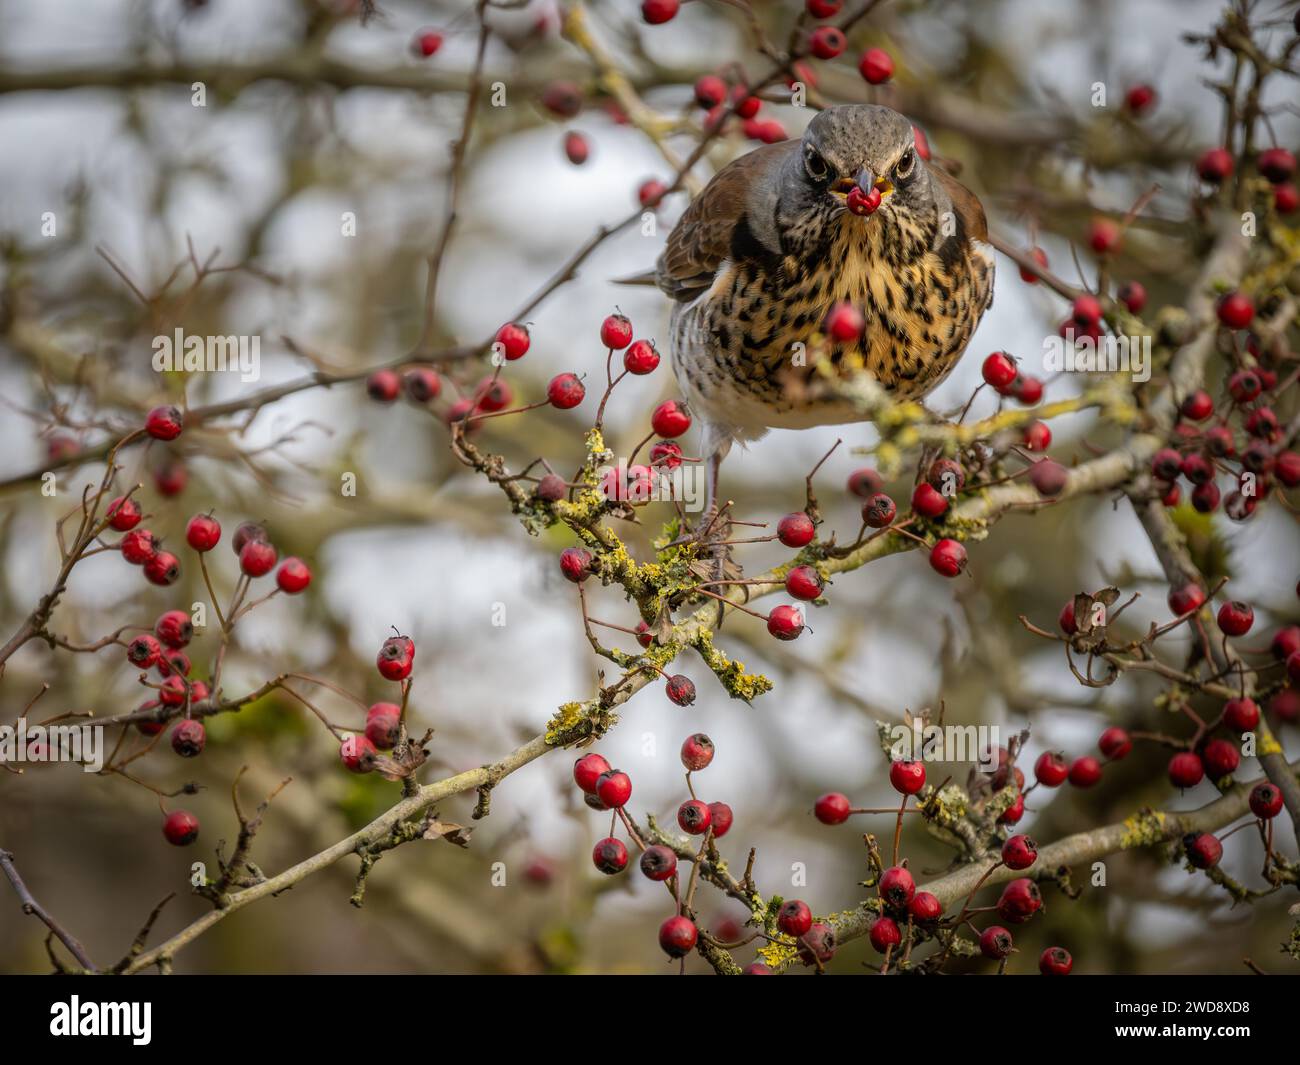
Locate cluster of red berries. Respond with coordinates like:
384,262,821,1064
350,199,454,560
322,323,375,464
1195,143,1296,212
337,632,416,773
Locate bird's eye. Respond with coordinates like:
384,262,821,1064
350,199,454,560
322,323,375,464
895,148,916,181
804,148,830,183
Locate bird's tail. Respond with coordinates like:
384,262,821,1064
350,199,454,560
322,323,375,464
611,269,658,286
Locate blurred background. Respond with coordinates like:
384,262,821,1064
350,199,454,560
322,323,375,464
1,0,1298,974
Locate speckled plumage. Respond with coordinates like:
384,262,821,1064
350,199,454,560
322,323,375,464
656,105,994,468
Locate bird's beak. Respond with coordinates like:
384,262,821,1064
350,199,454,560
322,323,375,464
831,170,894,199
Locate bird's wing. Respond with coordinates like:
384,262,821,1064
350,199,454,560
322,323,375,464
655,141,794,302
930,166,988,243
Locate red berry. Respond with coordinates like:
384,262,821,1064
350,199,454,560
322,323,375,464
677,798,712,834
1217,600,1254,637
596,770,632,809
1275,183,1299,213
1098,727,1132,760
1257,147,1296,183
909,891,942,923
694,75,726,109
911,482,948,518
144,550,181,586
640,844,678,881
1068,755,1102,787
824,301,865,342
879,866,915,910
708,801,734,837
592,837,628,875
847,467,884,497
573,753,611,793
806,0,842,16
1125,83,1157,115
1168,751,1205,789
665,674,696,706
1180,390,1214,421
412,30,442,58
366,369,400,403
541,81,582,119
163,810,200,846
545,372,585,410
641,0,679,25
152,462,185,495
559,546,593,584
1010,374,1045,405
1001,834,1038,871
845,184,882,216
1184,831,1222,869
1246,407,1279,441
766,604,805,641
785,565,824,601
633,619,654,648
814,791,851,825
239,539,277,578
1197,147,1233,183
862,492,897,528
127,634,162,669
1023,420,1052,452
600,313,634,350
1217,291,1254,329
365,703,401,750
1270,688,1300,722
155,610,193,649
231,521,267,556
473,377,512,414
982,351,1018,390
1072,294,1103,326
929,538,966,577
1117,280,1147,313
858,47,893,84
797,922,836,965
650,400,691,438
1249,782,1284,819
1058,600,1078,635
276,557,311,594
340,734,376,773
563,131,590,165
888,759,926,795
156,648,190,676
1290,650,1300,684
1087,216,1122,254
680,733,714,771
980,925,1014,959
494,323,531,361
996,878,1042,923
809,26,846,59
1167,582,1205,615
1035,751,1069,787
778,899,813,937
145,404,184,440
1201,737,1239,780
1179,452,1213,485
1018,247,1048,283
777,512,816,548
1204,426,1236,458
121,528,158,565
106,496,142,532
171,718,206,758
1223,697,1260,733
649,441,683,470
1275,627,1300,660
623,339,660,375
158,675,187,707
731,85,761,119
376,633,415,681
184,513,221,552
1028,458,1068,497
1039,946,1073,975
868,915,901,953
999,792,1026,825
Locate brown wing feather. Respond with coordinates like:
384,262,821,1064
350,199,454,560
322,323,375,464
930,166,988,242
656,141,794,302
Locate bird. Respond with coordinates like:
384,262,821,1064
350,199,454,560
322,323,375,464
653,103,995,518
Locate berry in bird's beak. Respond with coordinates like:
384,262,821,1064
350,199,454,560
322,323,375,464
833,169,892,214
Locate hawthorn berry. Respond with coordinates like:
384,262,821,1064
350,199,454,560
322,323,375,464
121,529,158,565
145,404,184,440
680,733,714,771
1039,947,1073,976
1272,688,1300,722
1180,389,1214,421
693,75,727,109
1087,216,1122,254
573,752,611,793
1204,426,1236,458
889,759,926,795
1184,832,1222,869
1117,280,1147,313
1167,583,1206,616
559,546,593,583
238,539,277,578
158,649,191,678
766,604,805,641
534,474,567,504
541,80,582,119
546,373,586,410
665,674,696,706
231,521,267,555
1072,294,1103,326
708,801,734,837
412,30,442,57
1098,727,1132,761
651,400,691,438
171,719,206,758
135,702,165,736
404,369,441,403
127,634,162,669
1227,369,1261,404
365,703,401,750
276,557,312,594
911,482,948,518
1217,291,1254,330
798,922,836,965
1223,697,1259,733
1249,782,1284,820
869,915,902,953
596,770,632,809
649,441,683,470
979,925,1014,960
1035,751,1069,787
1068,756,1102,787
640,845,678,882
152,610,191,650
1276,183,1299,213
1217,600,1254,637
638,179,668,208
777,512,816,548
1058,600,1078,635
623,339,660,375
806,0,842,16
376,633,415,681
999,793,1026,825
677,798,712,834
474,378,512,414
340,734,377,773
879,866,915,909
1029,458,1068,497
185,513,221,552
1241,441,1274,475
634,619,654,648
996,878,1042,923
1258,147,1296,183
1179,453,1212,485
155,463,187,496
809,25,846,59
777,899,813,937
641,0,679,25
592,837,629,875
1196,147,1233,183
785,565,824,601
1168,751,1205,789
847,467,884,497
909,891,942,923
982,352,1018,390
814,792,851,825
144,550,181,586
824,301,865,341
1010,373,1045,405
1201,738,1239,779
365,370,400,403
494,323,531,361
730,85,762,119
862,492,897,528
163,810,200,846
106,496,142,531
599,313,633,350
929,538,967,578
858,47,893,84
563,131,590,165
1125,83,1157,115
1023,420,1052,452
1002,834,1037,871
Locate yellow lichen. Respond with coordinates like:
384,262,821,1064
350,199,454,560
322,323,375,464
1120,808,1169,848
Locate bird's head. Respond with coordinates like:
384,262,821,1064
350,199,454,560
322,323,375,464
789,104,934,223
